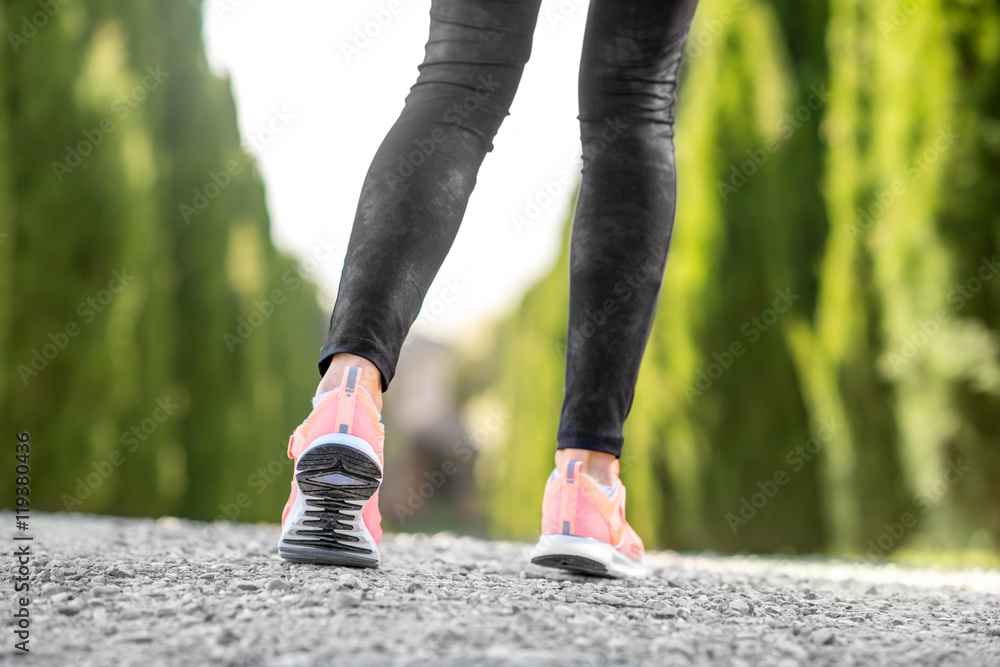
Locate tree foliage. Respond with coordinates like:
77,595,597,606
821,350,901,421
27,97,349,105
0,0,324,522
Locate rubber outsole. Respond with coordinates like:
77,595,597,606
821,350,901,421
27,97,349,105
530,554,610,577
529,534,646,579
278,546,378,568
279,440,381,567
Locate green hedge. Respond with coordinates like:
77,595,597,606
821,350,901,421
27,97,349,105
0,0,324,522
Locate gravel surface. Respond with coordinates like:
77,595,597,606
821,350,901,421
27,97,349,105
3,512,999,666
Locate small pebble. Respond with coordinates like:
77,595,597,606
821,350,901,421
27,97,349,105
653,606,679,619
337,573,365,591
41,584,71,596
334,591,362,609
229,580,259,591
815,630,836,645
265,578,292,592
729,598,752,615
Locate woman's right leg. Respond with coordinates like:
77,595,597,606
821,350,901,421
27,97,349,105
319,0,542,395
533,1,698,577
557,0,698,476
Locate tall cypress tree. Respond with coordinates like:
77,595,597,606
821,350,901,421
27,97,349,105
0,0,324,522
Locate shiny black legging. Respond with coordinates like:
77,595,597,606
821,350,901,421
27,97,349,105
320,0,698,458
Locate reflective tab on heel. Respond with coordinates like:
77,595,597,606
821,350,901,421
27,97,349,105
334,366,361,435
559,460,582,536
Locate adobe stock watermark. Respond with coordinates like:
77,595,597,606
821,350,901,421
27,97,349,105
726,417,842,534
217,455,292,522
60,394,180,510
405,276,467,347
7,0,72,54
512,116,631,236
844,126,958,242
393,407,507,523
384,76,502,192
209,0,249,20
51,65,169,182
864,458,970,561
880,255,998,373
555,243,660,359
179,107,295,224
189,453,294,550
684,0,750,61
339,0,408,63
684,288,800,403
17,269,135,386
717,83,830,201
877,0,930,38
512,153,577,236
618,449,641,476
222,235,341,352
542,0,587,29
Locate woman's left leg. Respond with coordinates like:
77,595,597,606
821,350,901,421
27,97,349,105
319,0,543,395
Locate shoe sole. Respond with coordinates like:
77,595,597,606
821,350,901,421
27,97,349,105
529,534,646,579
278,434,382,567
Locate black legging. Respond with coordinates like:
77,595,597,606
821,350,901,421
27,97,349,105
320,0,699,458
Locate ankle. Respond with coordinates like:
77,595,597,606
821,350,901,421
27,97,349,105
555,448,619,486
318,354,383,412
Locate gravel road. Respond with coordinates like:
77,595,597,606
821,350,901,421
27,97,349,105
3,512,999,666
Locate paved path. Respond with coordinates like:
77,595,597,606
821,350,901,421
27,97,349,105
3,512,999,665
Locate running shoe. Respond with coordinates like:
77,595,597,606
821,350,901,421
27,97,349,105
278,366,384,567
529,459,646,578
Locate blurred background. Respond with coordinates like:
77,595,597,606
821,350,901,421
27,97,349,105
2,0,998,566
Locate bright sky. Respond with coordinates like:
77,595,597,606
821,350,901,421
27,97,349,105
203,0,590,341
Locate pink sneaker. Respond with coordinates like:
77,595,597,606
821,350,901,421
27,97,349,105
278,366,385,567
529,459,646,578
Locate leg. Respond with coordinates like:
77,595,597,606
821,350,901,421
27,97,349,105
531,0,697,577
318,0,542,397
557,0,699,480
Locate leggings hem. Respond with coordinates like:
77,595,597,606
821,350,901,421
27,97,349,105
556,431,624,458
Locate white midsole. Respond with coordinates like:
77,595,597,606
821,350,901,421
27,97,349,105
278,434,381,563
303,432,383,475
530,534,646,578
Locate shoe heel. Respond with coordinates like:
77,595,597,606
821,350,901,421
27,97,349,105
530,534,613,576
529,534,647,579
279,435,382,567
